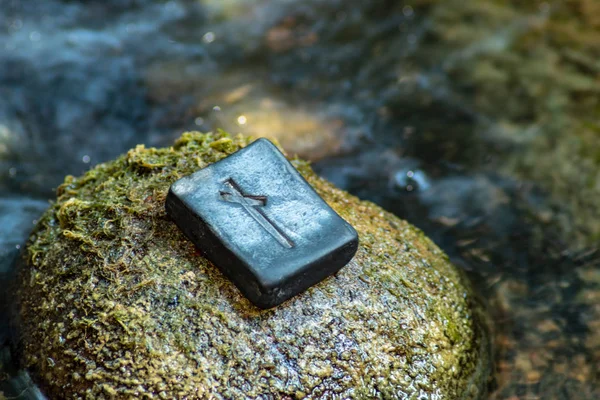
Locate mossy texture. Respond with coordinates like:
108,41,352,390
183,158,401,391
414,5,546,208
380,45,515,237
17,132,490,399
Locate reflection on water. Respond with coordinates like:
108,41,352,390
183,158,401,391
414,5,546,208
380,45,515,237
1,0,599,398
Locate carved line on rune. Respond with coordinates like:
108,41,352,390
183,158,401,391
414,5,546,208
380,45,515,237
219,178,294,249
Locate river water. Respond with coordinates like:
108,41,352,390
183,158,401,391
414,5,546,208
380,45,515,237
1,1,599,398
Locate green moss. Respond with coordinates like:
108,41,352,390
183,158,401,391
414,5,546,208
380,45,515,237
17,131,491,399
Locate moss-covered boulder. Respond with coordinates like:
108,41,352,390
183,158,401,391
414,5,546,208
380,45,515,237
16,132,491,399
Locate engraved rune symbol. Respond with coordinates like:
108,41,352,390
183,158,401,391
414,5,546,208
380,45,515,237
220,178,294,249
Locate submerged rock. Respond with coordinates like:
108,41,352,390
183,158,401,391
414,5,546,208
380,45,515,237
15,132,490,399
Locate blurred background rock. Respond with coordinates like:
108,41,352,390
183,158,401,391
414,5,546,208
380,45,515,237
1,0,599,398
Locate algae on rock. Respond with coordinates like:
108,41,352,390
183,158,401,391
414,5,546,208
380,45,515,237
16,132,490,399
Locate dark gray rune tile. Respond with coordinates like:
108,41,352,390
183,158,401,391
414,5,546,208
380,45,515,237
166,138,359,308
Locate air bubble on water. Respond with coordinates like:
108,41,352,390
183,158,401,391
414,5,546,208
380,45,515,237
30,31,41,42
195,117,205,126
9,167,17,177
213,105,221,111
16,244,21,250
394,169,431,192
237,115,247,125
403,6,414,17
82,155,91,164
203,32,216,44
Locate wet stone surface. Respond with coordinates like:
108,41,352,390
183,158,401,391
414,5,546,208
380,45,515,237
1,0,599,399
15,132,490,399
